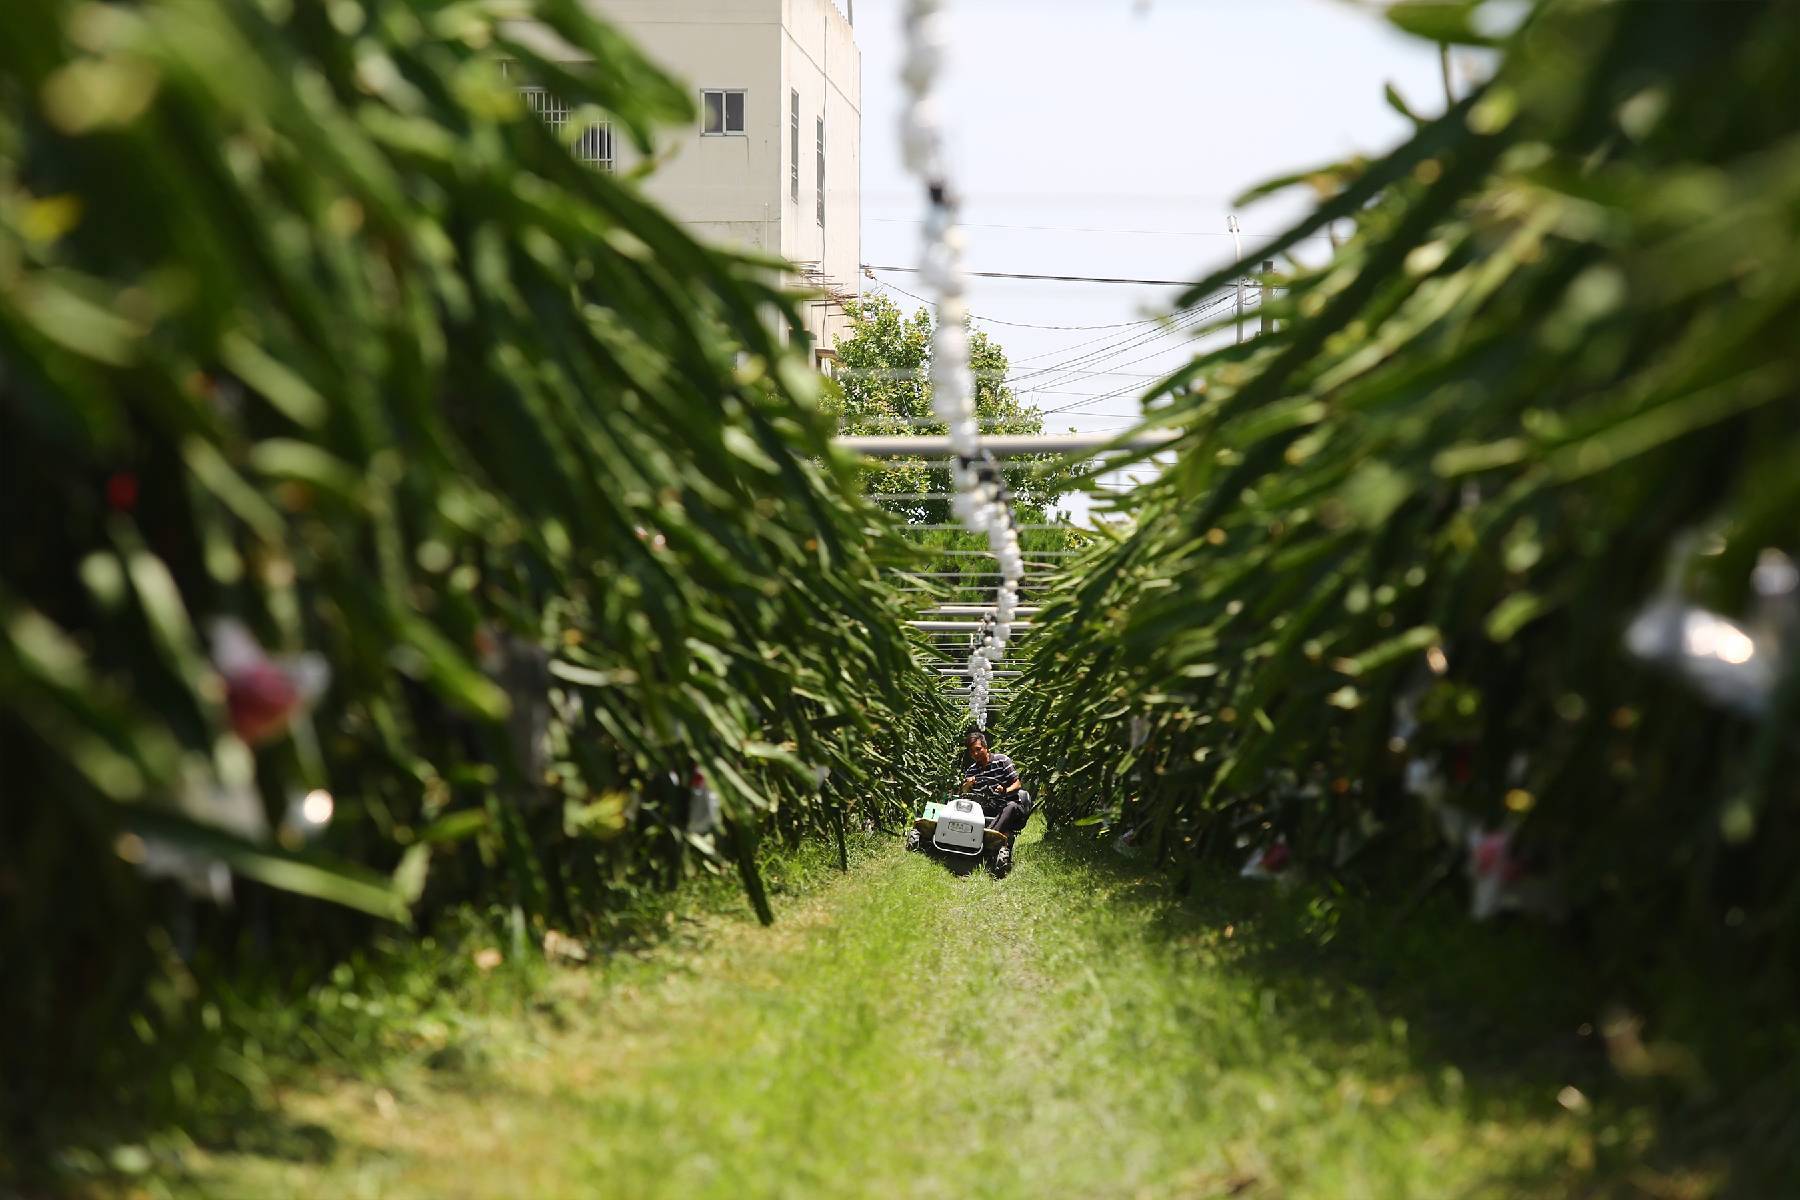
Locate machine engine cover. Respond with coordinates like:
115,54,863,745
932,798,987,855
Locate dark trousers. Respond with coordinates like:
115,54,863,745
992,798,1030,836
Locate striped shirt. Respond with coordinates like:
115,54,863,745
964,752,1019,796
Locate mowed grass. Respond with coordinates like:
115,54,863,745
185,824,1700,1200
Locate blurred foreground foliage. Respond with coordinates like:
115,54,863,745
1014,0,1800,1120
0,0,947,1165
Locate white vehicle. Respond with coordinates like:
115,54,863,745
904,793,1025,878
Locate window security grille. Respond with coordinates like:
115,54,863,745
815,116,826,228
790,90,801,202
703,89,747,136
514,78,612,170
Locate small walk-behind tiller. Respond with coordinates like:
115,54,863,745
904,791,1026,878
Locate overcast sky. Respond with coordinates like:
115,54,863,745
851,0,1454,480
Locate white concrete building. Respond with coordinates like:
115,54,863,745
506,0,861,360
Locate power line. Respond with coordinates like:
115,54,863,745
860,275,1238,393
1039,411,1159,420
1003,312,1203,366
864,264,1215,288
1027,388,1153,398
1033,297,1237,414
833,367,1170,382
1040,369,1181,416
1011,294,1232,394
871,216,1337,243
1008,306,1210,387
847,278,1233,423
1039,366,1195,416
869,277,1169,332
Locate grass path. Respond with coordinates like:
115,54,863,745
189,824,1684,1199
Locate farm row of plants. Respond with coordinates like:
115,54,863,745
0,0,949,1165
1012,0,1800,1090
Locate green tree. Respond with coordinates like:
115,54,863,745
825,294,1088,687
827,294,1059,524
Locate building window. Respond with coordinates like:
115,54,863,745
504,63,612,170
702,89,746,136
570,121,613,167
789,90,800,202
815,116,826,227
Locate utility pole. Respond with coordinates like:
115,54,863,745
1227,215,1244,344
1259,258,1274,336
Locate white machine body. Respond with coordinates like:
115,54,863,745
931,798,988,855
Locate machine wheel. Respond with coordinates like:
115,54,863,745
987,840,1013,879
904,828,923,853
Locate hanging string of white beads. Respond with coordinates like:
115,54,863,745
899,0,1024,729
